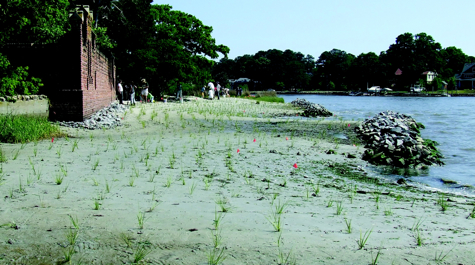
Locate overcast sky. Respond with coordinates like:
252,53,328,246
153,0,474,60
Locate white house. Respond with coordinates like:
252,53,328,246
421,71,437,84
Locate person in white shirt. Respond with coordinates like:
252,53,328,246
216,82,221,100
207,81,215,100
117,80,123,104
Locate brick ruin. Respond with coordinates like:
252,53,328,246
1,6,116,121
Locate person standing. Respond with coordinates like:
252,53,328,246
216,82,221,100
117,80,123,104
141,78,149,103
207,81,215,100
176,81,183,100
130,81,136,105
201,85,206,98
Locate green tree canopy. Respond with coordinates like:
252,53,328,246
0,0,70,97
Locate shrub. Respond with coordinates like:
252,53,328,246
0,114,63,143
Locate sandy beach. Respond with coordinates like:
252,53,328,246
1,97,474,264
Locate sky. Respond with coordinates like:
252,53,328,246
153,0,475,60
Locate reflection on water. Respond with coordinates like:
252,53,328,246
281,94,475,195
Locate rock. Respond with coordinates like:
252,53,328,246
290,98,333,117
396,178,407,185
355,111,444,168
58,102,128,130
440,178,458,185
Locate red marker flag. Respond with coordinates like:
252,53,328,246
237,149,240,153
293,163,298,168
253,139,256,142
286,137,289,141
52,137,54,143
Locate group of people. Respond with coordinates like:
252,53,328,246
117,79,150,105
202,81,229,100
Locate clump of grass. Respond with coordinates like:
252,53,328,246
370,247,382,265
207,247,226,265
357,228,373,249
133,245,152,263
137,211,145,229
414,228,424,246
68,214,79,230
216,196,231,213
434,247,454,263
93,200,100,210
0,114,63,143
344,218,352,233
165,176,172,188
384,207,393,216
66,228,79,245
411,217,425,232
0,147,7,162
55,174,64,185
469,206,475,219
213,208,225,230
336,201,344,215
189,181,197,195
437,194,450,212
267,211,283,232
92,158,100,171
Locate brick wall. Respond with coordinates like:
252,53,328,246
78,15,116,120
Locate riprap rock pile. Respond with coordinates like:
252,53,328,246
59,102,128,130
355,111,444,168
290,98,333,117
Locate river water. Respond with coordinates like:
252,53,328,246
280,94,475,195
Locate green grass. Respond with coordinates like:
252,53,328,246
0,114,64,143
247,96,285,103
357,228,373,249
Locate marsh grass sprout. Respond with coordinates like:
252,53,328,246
55,174,64,185
69,215,79,230
94,200,100,210
133,245,152,263
137,211,145,229
344,218,352,233
336,201,344,215
357,228,373,249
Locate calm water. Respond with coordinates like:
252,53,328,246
281,94,475,195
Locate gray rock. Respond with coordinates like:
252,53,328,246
58,102,128,130
290,98,333,117
357,111,443,168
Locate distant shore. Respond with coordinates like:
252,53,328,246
0,98,474,264
269,90,475,97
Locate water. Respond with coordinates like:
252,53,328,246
280,94,475,195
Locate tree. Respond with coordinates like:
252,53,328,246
439,46,469,79
352,52,380,89
149,4,229,91
100,2,229,94
314,49,355,90
0,0,70,96
384,32,442,89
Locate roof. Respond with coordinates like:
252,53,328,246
461,63,475,74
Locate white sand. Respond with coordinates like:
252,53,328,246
0,97,474,264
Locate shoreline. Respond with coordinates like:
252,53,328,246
272,91,475,97
0,98,474,264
